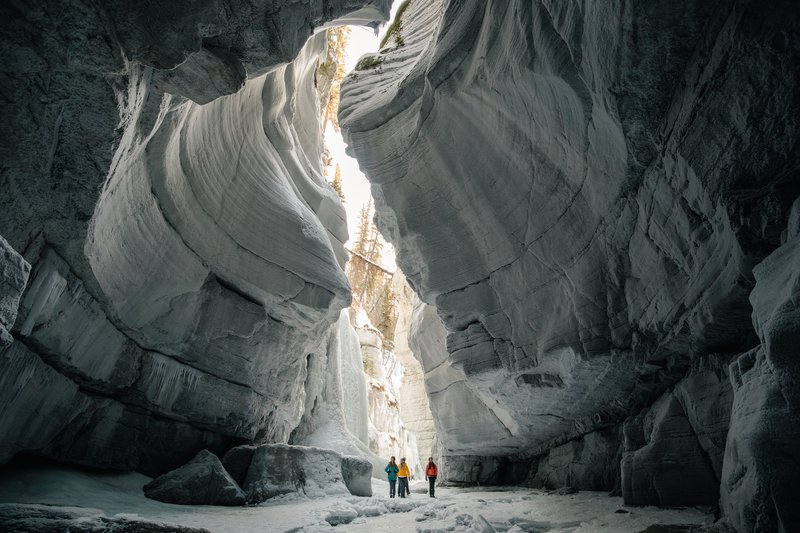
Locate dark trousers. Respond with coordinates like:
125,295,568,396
398,477,409,497
388,479,396,498
428,476,436,497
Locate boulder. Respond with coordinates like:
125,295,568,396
144,450,246,506
221,445,257,488
224,444,373,503
341,455,373,497
243,444,348,503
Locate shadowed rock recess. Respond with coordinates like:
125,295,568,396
0,0,798,531
339,0,799,531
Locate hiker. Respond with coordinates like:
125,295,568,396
397,457,411,498
385,456,399,498
425,457,438,497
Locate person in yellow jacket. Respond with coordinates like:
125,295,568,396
397,457,411,498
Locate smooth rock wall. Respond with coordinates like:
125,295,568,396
0,0,390,472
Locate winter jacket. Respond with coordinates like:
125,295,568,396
397,463,411,478
426,463,438,478
385,464,399,481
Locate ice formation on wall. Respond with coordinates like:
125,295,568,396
340,0,799,528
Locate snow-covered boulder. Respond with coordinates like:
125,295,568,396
0,236,29,347
234,444,370,503
341,455,373,497
143,450,246,506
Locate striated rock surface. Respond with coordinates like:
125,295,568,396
0,237,29,348
341,0,800,521
721,225,800,532
0,1,389,473
143,450,246,506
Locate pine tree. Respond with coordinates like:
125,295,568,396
376,280,397,343
331,164,345,202
318,26,351,132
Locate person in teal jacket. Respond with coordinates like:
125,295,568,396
385,456,399,498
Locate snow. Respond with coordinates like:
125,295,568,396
0,464,716,532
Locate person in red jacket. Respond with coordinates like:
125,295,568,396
425,457,438,498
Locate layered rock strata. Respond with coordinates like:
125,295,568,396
0,0,389,473
341,0,800,524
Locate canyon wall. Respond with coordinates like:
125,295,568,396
341,0,799,528
0,0,389,474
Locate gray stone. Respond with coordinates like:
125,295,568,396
144,450,246,506
0,236,30,347
622,392,719,507
341,455,373,497
221,445,257,488
0,503,211,532
530,425,622,492
720,235,800,532
240,444,357,503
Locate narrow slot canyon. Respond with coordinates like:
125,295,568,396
0,1,798,532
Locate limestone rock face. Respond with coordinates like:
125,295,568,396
721,232,800,532
143,450,246,506
0,1,388,473
0,237,29,348
531,426,622,493
340,0,799,520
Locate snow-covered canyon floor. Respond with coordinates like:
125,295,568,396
0,463,718,532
